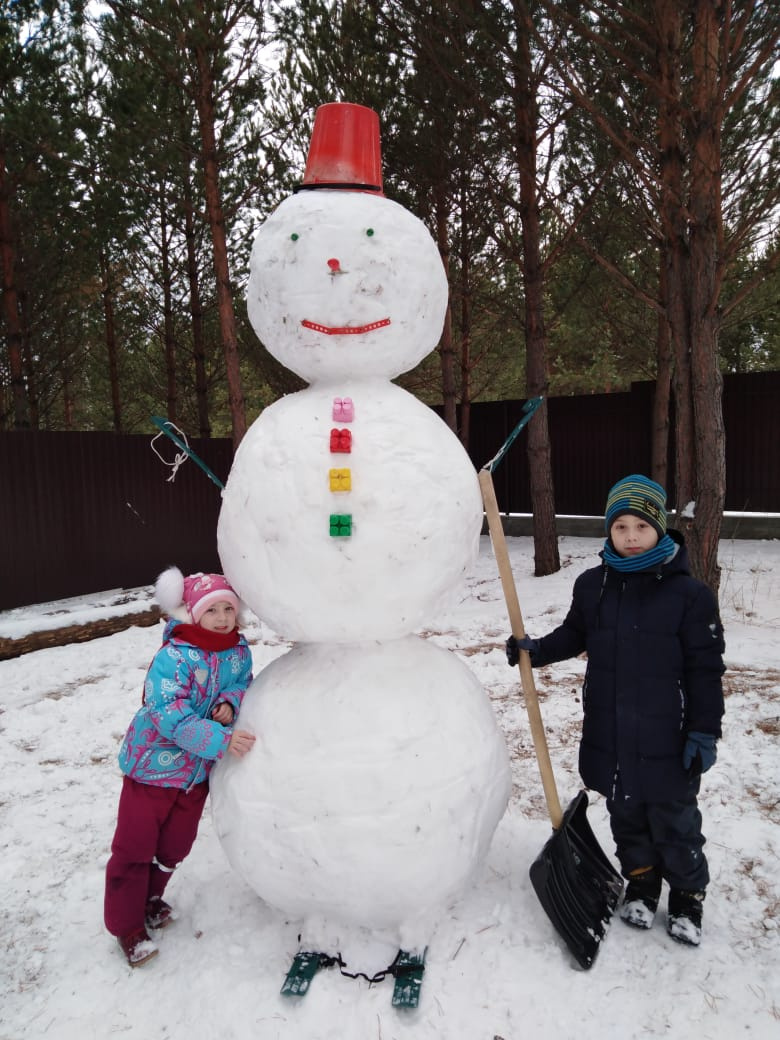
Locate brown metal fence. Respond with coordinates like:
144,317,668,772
450,372,780,516
1,431,232,609
1,371,777,610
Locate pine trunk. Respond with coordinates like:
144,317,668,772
651,257,672,488
182,159,210,438
514,1,559,576
159,184,177,424
686,0,725,592
657,0,725,594
0,149,29,429
458,204,473,449
193,45,246,448
99,249,122,433
435,189,457,434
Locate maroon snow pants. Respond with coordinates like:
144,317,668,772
104,775,209,937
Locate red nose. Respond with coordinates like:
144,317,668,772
327,258,341,272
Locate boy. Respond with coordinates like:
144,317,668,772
507,475,725,945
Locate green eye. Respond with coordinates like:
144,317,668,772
366,228,374,237
290,232,299,241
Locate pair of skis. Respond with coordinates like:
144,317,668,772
280,947,426,1009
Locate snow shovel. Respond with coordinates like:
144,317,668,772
478,468,623,969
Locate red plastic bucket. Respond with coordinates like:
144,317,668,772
301,102,383,194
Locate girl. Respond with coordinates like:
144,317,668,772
104,567,255,966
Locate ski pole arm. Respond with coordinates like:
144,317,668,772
150,416,225,490
482,396,543,474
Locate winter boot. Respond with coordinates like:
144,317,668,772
145,896,174,930
619,866,662,930
667,888,705,946
117,926,158,967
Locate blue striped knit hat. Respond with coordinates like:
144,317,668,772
605,474,667,538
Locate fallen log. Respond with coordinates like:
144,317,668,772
0,607,161,661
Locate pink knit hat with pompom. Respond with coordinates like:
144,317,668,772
155,567,241,624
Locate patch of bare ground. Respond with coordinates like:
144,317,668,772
717,856,780,948
723,665,780,699
43,675,110,700
722,668,780,822
491,669,584,820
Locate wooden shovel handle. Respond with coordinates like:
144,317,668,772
478,468,564,829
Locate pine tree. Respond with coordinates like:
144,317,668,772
540,0,780,591
101,0,272,447
1,1,87,429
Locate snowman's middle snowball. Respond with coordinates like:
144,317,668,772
217,382,483,643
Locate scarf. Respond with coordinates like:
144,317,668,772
601,533,677,573
168,623,240,652
141,623,241,704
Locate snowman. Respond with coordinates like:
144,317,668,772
211,103,511,965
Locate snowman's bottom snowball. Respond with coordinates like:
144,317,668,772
210,637,511,951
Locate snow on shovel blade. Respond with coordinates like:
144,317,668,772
529,790,624,970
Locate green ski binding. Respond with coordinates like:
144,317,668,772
280,950,323,997
280,946,427,1007
391,948,426,1009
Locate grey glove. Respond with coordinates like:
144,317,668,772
506,634,539,667
683,731,717,776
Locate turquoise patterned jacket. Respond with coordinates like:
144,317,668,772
118,620,253,789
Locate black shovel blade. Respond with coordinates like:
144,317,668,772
529,790,624,970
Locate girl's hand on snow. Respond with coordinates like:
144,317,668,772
228,729,256,758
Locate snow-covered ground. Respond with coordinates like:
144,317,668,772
1,534,778,1040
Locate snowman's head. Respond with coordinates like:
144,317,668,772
246,189,448,383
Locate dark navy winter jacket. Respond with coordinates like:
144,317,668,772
528,531,725,803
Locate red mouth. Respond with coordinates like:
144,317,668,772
301,318,391,336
